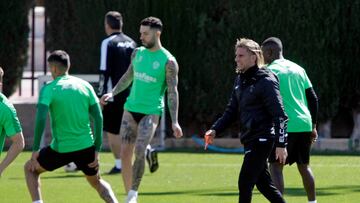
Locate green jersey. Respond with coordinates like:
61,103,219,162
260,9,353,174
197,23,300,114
38,75,99,152
268,59,313,132
0,93,22,155
125,46,175,115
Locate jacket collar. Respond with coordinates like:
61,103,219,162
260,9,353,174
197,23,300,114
109,32,121,36
240,65,259,79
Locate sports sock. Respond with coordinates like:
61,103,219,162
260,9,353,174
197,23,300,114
128,190,138,197
146,144,152,150
33,200,43,203
308,200,317,203
115,159,121,169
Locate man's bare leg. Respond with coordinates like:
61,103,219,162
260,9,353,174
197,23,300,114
24,160,47,202
131,115,159,191
107,132,122,173
269,162,285,194
121,143,135,193
297,163,316,201
86,174,119,203
120,111,137,193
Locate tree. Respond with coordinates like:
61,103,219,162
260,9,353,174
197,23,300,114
0,1,32,96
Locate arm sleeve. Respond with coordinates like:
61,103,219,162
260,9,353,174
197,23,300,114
33,104,49,151
261,77,288,148
2,107,22,137
305,87,318,125
98,40,110,96
211,77,239,134
89,103,103,151
98,70,110,96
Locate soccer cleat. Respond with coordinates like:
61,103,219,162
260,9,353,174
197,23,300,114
125,190,138,203
107,166,121,174
146,148,159,173
64,162,78,172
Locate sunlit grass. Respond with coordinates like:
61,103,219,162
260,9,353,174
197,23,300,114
1,152,359,202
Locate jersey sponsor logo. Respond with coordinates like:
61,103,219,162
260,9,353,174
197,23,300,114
134,71,157,83
61,83,76,90
117,41,134,48
152,61,160,69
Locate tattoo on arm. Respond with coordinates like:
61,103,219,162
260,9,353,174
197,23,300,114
112,49,138,96
166,58,180,124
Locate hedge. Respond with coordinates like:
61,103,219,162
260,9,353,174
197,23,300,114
0,1,32,96
45,0,360,134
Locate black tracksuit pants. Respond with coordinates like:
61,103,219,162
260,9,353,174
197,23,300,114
238,138,285,203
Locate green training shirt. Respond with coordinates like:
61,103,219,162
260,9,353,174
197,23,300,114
38,75,99,153
0,93,22,155
124,47,175,115
268,59,313,132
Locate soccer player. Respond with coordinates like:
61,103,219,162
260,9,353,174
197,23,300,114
0,67,25,177
24,50,118,203
101,17,183,203
262,37,318,203
98,11,136,174
205,38,287,203
98,11,159,175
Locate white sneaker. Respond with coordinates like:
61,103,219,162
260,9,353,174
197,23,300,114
125,190,138,203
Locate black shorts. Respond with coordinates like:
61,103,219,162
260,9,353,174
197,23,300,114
37,146,98,176
269,132,312,165
103,95,127,134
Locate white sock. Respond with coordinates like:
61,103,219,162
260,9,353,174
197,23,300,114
146,144,152,150
308,200,317,203
33,200,43,203
128,189,138,197
115,159,121,169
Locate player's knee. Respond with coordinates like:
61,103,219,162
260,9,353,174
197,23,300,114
121,147,133,160
24,160,32,172
270,163,283,174
297,163,310,173
86,175,101,188
134,145,146,160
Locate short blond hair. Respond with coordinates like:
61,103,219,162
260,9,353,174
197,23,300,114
235,38,264,67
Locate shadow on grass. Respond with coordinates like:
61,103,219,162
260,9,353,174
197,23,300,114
39,173,84,179
140,188,238,196
139,184,360,197
8,172,84,180
285,185,360,197
159,148,360,156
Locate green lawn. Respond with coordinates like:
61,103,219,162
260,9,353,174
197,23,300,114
1,152,359,202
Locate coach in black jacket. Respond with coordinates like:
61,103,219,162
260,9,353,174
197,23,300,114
205,38,287,203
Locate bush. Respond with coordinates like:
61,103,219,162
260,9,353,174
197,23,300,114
0,1,32,96
45,0,360,134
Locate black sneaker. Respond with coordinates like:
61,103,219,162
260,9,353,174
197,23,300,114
107,166,121,174
146,148,159,173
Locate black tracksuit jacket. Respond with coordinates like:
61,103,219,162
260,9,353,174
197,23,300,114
211,65,288,147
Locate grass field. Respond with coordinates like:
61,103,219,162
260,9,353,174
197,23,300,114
1,151,360,203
